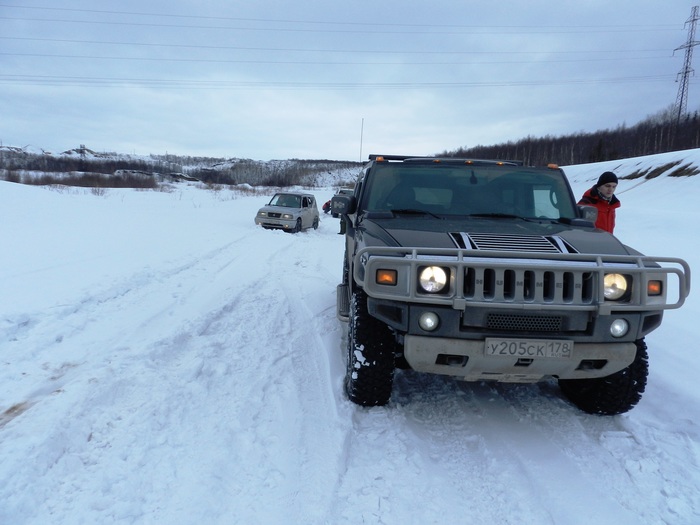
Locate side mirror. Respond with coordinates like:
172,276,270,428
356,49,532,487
331,194,357,216
578,205,597,225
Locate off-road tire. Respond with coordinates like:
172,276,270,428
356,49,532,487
292,218,302,233
559,339,649,415
345,290,395,406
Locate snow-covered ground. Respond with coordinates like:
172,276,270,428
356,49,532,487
0,150,698,524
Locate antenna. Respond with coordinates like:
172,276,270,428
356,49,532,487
359,118,364,161
674,6,700,124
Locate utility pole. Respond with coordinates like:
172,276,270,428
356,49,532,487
674,6,700,124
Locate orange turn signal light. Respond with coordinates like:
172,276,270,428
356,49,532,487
647,280,663,296
376,269,398,286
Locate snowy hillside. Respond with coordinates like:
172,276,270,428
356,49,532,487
0,145,361,188
0,149,698,524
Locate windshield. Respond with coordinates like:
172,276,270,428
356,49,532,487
269,193,301,208
362,163,577,220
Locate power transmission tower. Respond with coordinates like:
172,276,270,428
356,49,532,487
674,6,700,124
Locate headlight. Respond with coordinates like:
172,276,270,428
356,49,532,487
419,266,448,293
604,273,629,300
258,211,267,217
282,213,293,220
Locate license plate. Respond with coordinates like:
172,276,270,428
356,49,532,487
485,338,573,358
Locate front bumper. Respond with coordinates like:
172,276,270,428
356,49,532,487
255,217,296,230
404,335,637,382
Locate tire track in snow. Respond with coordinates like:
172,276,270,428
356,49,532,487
274,246,348,524
457,381,640,525
107,225,349,524
330,371,551,524
338,368,697,525
1,224,348,523
201,228,348,524
487,381,700,525
0,235,248,413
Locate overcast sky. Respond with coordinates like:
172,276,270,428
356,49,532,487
1,1,698,161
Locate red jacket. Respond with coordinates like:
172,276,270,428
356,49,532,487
578,186,621,233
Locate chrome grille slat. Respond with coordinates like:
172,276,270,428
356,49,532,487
464,266,595,305
465,233,562,253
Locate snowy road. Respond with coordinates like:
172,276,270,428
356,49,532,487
1,155,699,524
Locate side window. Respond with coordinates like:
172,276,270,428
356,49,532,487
533,187,560,218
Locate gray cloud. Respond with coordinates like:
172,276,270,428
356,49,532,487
0,1,694,160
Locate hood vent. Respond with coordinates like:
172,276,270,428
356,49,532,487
451,232,577,254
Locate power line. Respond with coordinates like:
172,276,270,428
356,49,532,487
0,4,682,32
0,73,673,90
0,15,684,36
0,35,672,57
0,50,673,67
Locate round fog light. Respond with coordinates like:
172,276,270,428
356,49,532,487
419,312,440,331
610,319,629,338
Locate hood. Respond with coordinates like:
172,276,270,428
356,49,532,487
360,216,633,256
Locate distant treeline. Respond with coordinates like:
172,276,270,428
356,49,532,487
0,145,361,187
3,170,160,190
185,159,361,186
0,149,181,176
3,106,700,188
442,106,700,166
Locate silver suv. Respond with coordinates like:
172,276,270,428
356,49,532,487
255,192,320,233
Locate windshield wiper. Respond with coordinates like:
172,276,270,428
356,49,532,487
391,208,443,219
467,213,521,219
467,213,548,223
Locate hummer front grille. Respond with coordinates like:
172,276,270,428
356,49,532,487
463,267,594,304
354,247,690,314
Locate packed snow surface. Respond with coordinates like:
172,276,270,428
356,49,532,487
1,149,699,524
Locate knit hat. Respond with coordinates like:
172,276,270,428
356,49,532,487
596,171,618,187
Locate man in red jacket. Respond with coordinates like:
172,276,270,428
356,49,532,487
578,171,621,234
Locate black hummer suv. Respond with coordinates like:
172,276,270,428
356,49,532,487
331,155,691,415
